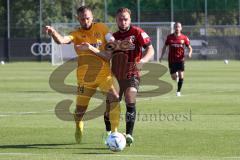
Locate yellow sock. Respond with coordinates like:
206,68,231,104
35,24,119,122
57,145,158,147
74,114,84,132
109,102,120,132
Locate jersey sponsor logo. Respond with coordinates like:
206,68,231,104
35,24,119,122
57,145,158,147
123,36,135,50
141,32,149,39
105,40,135,52
180,40,185,44
91,39,102,48
94,32,101,38
170,44,184,47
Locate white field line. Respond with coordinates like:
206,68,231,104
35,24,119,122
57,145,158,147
0,152,239,160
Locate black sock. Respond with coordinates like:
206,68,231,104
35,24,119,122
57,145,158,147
126,103,136,135
177,78,183,92
104,112,111,132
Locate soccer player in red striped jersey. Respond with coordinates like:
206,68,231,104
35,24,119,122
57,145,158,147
160,22,192,96
107,7,154,146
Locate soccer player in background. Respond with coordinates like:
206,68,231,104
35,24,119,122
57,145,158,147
160,22,192,96
107,7,154,146
45,6,120,144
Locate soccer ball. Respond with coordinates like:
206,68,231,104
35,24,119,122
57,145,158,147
106,132,126,152
224,59,229,64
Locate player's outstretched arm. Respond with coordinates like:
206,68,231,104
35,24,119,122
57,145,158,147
45,26,72,44
76,42,111,61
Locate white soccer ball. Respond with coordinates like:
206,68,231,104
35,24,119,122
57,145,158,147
224,59,229,64
1,61,5,65
106,132,126,152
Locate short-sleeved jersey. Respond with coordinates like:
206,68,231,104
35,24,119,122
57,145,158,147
165,33,190,63
68,23,111,84
112,25,151,80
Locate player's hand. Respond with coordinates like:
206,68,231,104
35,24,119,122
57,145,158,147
188,53,192,59
45,26,56,36
136,59,146,70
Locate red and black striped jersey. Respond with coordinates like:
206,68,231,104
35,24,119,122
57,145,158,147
112,25,151,80
165,33,190,63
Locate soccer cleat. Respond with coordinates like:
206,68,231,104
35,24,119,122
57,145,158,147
103,131,111,145
75,128,82,144
176,92,181,97
125,134,134,147
75,121,84,144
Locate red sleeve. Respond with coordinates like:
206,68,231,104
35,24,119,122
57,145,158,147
137,28,151,48
185,36,190,46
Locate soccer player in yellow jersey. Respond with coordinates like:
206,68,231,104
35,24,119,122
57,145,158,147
45,6,120,144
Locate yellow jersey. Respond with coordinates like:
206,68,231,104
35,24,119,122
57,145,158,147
68,23,111,85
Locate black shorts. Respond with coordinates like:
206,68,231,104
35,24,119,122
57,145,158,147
169,61,185,74
118,76,140,101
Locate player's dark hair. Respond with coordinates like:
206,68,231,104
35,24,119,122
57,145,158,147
77,6,92,15
116,7,131,15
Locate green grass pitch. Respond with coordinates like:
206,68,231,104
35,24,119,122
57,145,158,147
0,61,240,160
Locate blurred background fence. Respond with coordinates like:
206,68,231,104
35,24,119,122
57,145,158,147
0,0,240,61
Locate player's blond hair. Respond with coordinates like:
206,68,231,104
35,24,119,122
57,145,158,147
116,7,131,15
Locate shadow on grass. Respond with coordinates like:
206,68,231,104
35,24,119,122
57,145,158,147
0,143,108,150
0,143,75,149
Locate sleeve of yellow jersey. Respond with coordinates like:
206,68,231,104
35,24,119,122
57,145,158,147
68,31,76,44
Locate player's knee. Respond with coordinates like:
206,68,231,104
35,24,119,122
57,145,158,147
125,87,137,103
104,111,110,119
171,74,177,80
127,87,137,93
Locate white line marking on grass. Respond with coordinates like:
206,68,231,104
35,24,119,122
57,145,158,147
0,152,40,156
0,115,9,117
1,153,239,159
0,110,54,117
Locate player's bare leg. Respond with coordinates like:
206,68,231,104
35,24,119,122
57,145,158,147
124,87,137,146
171,73,178,81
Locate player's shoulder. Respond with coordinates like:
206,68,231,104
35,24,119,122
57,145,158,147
130,25,145,33
180,34,190,41
180,33,189,38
